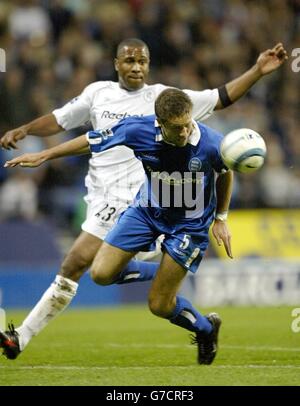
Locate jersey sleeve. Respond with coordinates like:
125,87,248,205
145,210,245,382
52,82,100,130
87,118,150,154
183,88,219,121
87,121,129,153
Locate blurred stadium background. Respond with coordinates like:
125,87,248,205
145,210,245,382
0,1,300,385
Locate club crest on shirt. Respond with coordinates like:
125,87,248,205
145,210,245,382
143,90,155,103
188,158,202,172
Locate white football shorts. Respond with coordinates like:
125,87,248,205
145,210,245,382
81,197,129,240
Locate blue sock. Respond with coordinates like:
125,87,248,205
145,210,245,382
169,296,212,334
116,260,158,284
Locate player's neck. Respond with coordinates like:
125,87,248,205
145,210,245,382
119,82,146,92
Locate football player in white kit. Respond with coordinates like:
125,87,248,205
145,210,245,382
0,39,287,359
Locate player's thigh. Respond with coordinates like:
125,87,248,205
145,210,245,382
60,231,103,279
90,241,136,284
148,252,187,314
91,205,157,284
105,205,158,252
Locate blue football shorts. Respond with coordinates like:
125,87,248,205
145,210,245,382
105,205,209,273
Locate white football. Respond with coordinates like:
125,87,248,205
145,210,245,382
220,128,267,173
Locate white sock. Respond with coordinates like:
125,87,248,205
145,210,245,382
16,275,78,351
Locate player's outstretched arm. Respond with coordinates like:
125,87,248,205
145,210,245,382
0,113,64,150
4,134,89,168
215,43,288,110
212,170,234,258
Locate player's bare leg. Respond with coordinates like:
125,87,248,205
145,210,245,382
90,242,137,285
59,231,103,282
148,252,221,365
148,253,187,318
0,232,103,359
0,233,159,359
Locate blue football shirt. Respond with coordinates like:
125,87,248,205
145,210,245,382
87,115,227,227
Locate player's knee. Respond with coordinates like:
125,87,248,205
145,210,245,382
148,295,172,318
90,264,115,286
61,250,90,281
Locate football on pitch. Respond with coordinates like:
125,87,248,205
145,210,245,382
220,128,267,173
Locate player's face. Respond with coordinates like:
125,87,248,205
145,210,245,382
160,113,194,147
115,46,150,91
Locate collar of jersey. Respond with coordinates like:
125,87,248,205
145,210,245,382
119,83,148,94
154,119,201,146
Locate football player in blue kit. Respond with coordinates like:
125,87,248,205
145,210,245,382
86,87,233,364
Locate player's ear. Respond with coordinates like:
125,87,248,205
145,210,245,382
114,58,119,72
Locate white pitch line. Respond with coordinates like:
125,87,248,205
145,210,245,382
108,343,300,352
0,365,300,371
223,345,300,352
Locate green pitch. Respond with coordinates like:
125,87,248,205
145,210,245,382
0,305,299,386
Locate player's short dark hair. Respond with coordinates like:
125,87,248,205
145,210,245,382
155,88,193,123
116,38,149,57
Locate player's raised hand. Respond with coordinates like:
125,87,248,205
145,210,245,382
0,127,27,150
4,152,48,168
256,43,288,75
212,219,233,259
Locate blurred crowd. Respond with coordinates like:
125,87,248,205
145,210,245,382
0,0,300,231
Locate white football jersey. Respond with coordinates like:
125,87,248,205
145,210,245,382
53,81,218,204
